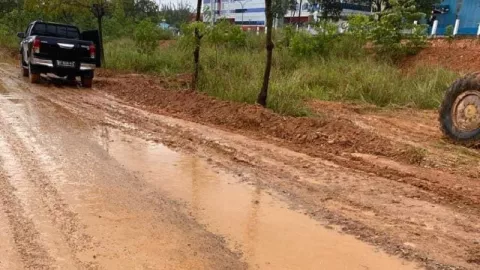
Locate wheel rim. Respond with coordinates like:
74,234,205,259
452,90,480,132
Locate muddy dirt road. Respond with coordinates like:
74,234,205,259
0,63,479,270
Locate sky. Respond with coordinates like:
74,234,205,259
155,0,198,9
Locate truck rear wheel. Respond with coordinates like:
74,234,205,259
20,55,28,77
20,52,29,77
28,65,40,84
439,73,480,145
81,76,92,88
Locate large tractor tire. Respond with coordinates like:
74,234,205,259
439,73,480,145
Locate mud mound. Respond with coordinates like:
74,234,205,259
96,74,404,160
402,39,480,73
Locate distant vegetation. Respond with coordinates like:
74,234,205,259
0,0,457,116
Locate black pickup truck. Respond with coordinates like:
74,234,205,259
17,21,101,88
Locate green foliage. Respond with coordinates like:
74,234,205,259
103,16,135,40
272,0,297,19
290,31,321,57
179,20,247,50
319,0,343,21
277,24,295,48
346,0,427,61
445,25,454,42
159,2,191,28
416,0,441,15
134,19,171,52
0,24,18,50
445,25,454,37
133,0,160,20
104,38,190,75
290,21,338,57
178,21,208,50
206,20,247,48
101,36,457,116
347,14,371,42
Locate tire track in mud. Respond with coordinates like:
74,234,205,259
0,94,97,269
0,189,23,270
0,161,54,270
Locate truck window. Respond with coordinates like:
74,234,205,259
31,23,80,39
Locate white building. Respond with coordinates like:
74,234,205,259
203,0,372,28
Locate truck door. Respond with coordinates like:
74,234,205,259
81,30,101,67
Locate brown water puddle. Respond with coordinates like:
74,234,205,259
98,128,421,270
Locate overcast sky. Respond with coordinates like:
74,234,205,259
155,0,198,9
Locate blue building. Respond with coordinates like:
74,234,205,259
434,0,480,35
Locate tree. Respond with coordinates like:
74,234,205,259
319,0,342,21
0,0,23,14
134,0,159,20
272,0,297,27
372,0,389,13
297,0,302,25
192,0,203,90
308,0,343,21
370,0,426,59
69,0,110,65
415,0,440,15
289,0,298,21
257,0,274,107
160,2,192,28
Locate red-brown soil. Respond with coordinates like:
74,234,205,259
402,39,480,73
91,72,480,270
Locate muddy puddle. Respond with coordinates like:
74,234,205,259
97,128,421,270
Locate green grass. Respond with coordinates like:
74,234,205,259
103,36,458,116
0,25,19,53
104,39,191,75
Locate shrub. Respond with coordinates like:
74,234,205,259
445,25,454,37
290,22,339,58
445,25,454,43
347,14,372,42
134,20,172,53
206,19,247,48
0,24,18,51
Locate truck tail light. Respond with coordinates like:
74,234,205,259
89,44,96,59
33,38,41,54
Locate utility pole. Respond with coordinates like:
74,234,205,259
236,0,251,25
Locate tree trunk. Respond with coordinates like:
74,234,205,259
192,0,203,90
257,0,274,107
97,16,105,66
297,0,302,26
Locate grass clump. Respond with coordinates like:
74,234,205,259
104,39,190,75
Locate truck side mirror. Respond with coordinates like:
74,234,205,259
17,32,25,39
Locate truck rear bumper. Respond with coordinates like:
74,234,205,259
31,57,53,67
31,57,96,71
